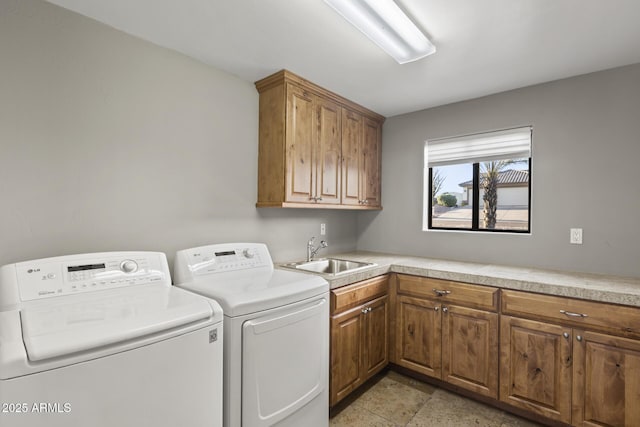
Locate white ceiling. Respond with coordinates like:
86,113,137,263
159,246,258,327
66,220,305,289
46,0,640,117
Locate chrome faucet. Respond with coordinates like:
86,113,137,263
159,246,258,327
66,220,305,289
307,237,328,262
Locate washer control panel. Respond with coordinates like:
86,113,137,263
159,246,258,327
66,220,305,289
13,252,168,301
180,243,272,277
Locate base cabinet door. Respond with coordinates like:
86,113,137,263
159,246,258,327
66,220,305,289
396,295,442,378
330,275,389,406
330,306,364,405
500,316,573,424
364,295,389,377
442,305,499,398
572,330,640,427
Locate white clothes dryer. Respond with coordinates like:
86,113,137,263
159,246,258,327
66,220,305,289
174,243,329,427
0,252,223,427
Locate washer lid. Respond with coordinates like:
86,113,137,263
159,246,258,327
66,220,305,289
177,269,328,316
20,285,218,361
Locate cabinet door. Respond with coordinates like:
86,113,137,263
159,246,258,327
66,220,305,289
361,117,382,207
330,306,364,406
315,98,341,204
364,295,389,378
285,85,315,203
500,316,572,424
442,305,499,398
396,295,442,378
341,108,362,206
573,330,640,427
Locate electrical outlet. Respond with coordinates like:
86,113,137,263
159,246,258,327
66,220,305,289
320,223,326,236
570,228,583,245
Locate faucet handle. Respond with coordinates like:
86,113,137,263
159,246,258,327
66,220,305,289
320,240,328,248
308,236,316,245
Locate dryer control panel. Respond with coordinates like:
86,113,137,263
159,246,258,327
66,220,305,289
7,252,169,302
175,243,273,281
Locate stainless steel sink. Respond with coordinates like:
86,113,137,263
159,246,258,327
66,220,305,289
282,258,376,275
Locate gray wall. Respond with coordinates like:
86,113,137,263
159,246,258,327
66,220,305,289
3,0,638,278
358,63,640,278
0,0,357,268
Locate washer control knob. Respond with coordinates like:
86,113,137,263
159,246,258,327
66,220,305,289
120,260,138,273
243,248,255,259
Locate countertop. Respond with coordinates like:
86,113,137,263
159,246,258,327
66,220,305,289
278,251,640,308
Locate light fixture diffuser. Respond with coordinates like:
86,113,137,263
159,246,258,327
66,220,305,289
323,0,436,64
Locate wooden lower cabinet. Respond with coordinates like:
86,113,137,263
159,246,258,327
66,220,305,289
502,290,640,426
331,304,364,405
500,315,573,424
394,275,499,399
364,296,389,376
572,330,640,427
396,295,442,378
443,305,499,398
330,276,389,406
331,274,640,426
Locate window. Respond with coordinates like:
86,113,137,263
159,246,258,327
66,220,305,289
424,127,532,233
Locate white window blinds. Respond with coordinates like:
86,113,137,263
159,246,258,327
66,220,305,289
427,126,532,167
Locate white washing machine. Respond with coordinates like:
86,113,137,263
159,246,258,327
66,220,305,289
0,251,223,427
173,243,329,427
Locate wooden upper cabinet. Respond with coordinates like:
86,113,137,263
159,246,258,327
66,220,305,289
362,116,382,207
315,97,342,205
255,69,384,209
285,85,315,203
340,109,382,208
341,108,363,207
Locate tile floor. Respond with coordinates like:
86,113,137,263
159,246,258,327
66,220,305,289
330,371,544,427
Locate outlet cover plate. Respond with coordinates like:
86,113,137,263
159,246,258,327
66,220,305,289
570,228,583,244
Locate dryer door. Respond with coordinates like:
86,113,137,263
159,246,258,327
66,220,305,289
242,295,329,427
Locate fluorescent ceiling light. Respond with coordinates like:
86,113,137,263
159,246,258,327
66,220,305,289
323,0,436,64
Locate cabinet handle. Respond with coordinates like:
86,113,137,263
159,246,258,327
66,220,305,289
442,306,448,313
316,196,323,201
560,310,588,318
576,335,583,342
433,289,451,297
563,332,570,339
434,306,439,312
361,307,372,314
